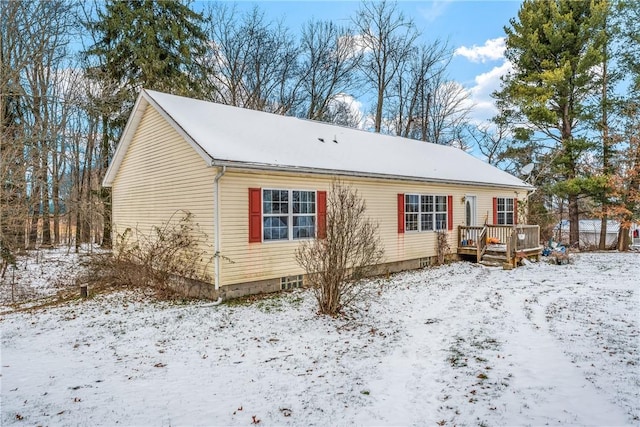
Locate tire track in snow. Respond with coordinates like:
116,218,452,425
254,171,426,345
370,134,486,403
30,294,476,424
361,263,492,425
487,269,632,426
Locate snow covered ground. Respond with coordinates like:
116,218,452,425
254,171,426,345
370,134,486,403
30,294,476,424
0,246,99,306
1,251,638,426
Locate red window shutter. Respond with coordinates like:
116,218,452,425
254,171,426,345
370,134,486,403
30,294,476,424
397,193,405,234
447,195,453,231
514,198,518,225
493,197,498,225
317,191,327,239
248,188,262,243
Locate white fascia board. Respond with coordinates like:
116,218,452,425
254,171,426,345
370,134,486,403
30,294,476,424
143,90,215,167
102,93,149,187
102,89,216,188
211,160,536,192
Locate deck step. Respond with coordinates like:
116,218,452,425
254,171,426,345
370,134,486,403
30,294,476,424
480,260,502,267
482,254,508,262
484,250,507,256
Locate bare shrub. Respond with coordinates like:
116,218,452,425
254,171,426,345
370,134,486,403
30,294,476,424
89,211,212,298
435,230,451,265
295,181,384,316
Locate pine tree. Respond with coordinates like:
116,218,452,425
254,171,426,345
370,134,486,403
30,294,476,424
495,0,607,246
83,0,209,247
610,0,640,250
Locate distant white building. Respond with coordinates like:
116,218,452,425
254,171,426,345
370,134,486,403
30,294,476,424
555,219,640,249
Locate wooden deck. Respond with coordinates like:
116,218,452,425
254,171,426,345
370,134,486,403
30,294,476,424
458,224,542,268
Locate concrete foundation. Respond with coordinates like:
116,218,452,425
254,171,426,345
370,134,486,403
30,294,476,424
167,255,460,301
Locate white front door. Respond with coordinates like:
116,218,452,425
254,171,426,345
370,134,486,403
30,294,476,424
465,195,477,226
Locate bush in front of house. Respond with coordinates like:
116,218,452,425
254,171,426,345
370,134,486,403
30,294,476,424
295,181,384,316
89,211,212,298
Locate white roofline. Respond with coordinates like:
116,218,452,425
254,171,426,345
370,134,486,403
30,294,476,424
102,90,214,187
102,93,148,187
212,160,535,191
144,91,214,167
104,89,535,192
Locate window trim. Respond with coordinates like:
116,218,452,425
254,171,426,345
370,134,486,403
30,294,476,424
404,193,449,233
262,188,317,242
496,197,515,225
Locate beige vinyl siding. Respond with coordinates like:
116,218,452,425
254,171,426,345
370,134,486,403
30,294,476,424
111,105,217,281
217,169,526,286
475,191,526,225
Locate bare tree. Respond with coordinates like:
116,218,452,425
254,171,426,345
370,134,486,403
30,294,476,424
298,19,362,121
295,181,384,316
387,39,450,140
427,77,472,145
353,0,418,133
1,0,79,253
465,100,513,166
1,0,30,256
324,94,363,128
204,4,301,114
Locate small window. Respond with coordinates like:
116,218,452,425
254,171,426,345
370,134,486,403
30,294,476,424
497,197,514,225
405,194,448,232
281,275,303,290
263,189,316,241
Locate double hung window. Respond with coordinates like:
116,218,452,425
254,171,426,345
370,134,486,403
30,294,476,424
496,197,514,225
405,194,447,232
263,189,316,241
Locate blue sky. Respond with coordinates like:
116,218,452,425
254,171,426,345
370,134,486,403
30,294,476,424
209,0,524,124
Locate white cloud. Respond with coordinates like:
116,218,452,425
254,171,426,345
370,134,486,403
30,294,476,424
467,60,513,123
329,93,368,129
454,37,505,63
417,0,453,23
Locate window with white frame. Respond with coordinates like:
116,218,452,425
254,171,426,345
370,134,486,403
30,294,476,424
405,194,447,232
263,189,316,241
497,197,514,225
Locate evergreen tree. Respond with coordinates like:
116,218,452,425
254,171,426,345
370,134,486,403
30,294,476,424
609,0,640,250
495,0,607,246
83,0,209,247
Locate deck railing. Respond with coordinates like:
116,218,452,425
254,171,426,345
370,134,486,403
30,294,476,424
477,226,488,262
458,224,541,263
513,225,540,251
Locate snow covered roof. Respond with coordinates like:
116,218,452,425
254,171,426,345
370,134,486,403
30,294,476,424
103,89,533,190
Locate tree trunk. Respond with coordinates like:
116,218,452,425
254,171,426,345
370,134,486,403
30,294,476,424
28,164,40,249
75,208,81,253
374,85,384,133
598,215,608,250
568,194,580,247
28,203,39,249
599,39,610,250
41,142,52,247
52,177,60,246
100,115,112,248
101,187,112,248
618,226,630,251
52,136,62,246
422,92,430,142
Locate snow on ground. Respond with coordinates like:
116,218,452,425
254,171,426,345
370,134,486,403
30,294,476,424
1,251,638,426
0,246,99,306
